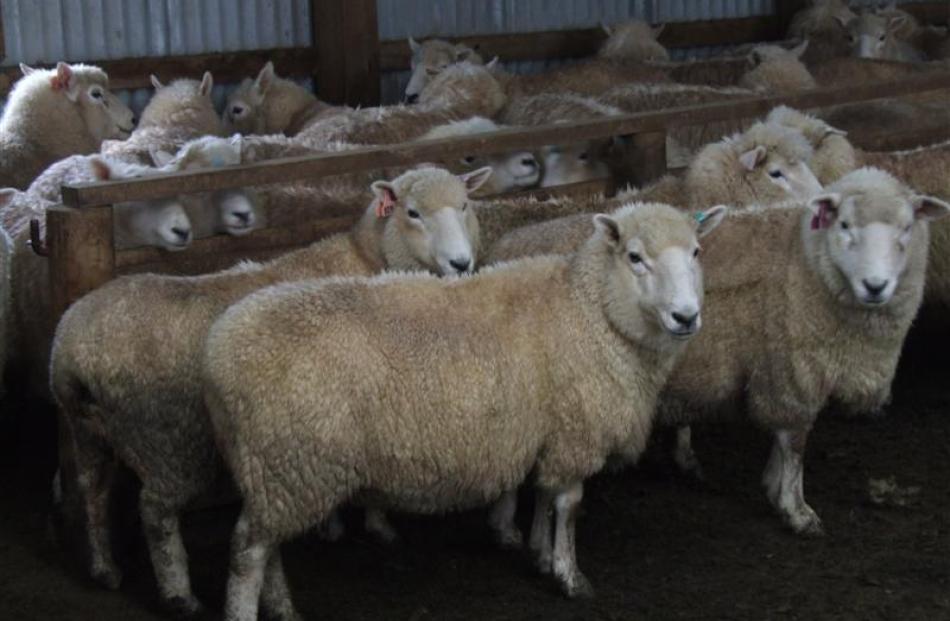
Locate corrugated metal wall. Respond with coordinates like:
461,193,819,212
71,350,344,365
0,0,927,107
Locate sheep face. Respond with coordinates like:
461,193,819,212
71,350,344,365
738,144,823,203
539,141,609,188
405,38,483,103
153,134,243,171
224,63,276,134
119,199,193,251
373,167,492,275
35,62,135,141
847,12,905,59
599,21,670,62
807,169,950,307
212,190,259,236
593,202,726,345
417,62,507,117
459,151,540,195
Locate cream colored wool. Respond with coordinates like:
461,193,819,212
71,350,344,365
203,202,716,619
598,21,669,62
224,62,337,136
404,37,484,102
765,106,857,185
658,168,944,534
847,10,926,63
49,167,489,613
101,74,223,166
487,122,819,262
0,62,134,190
738,43,816,94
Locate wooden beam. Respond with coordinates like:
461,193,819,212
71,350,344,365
313,0,380,106
60,71,950,208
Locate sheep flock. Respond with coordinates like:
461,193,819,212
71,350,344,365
2,1,950,619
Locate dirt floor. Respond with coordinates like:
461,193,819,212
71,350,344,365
1,316,948,621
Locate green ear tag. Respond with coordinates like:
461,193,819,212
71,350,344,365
694,211,707,224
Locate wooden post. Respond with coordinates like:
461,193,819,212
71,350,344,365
616,131,668,191
312,0,381,106
46,205,115,560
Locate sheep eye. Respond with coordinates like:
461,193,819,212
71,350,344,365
693,247,700,258
231,106,244,117
878,35,886,42
461,155,476,165
578,152,589,161
91,89,103,99
628,252,643,264
840,221,850,230
407,208,421,219
768,169,783,179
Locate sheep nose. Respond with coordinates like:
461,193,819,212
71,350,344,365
233,211,251,224
406,93,419,104
522,157,538,168
449,258,471,273
172,227,191,242
131,115,139,126
671,311,698,329
862,278,888,296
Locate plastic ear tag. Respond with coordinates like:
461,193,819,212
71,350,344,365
694,211,707,224
375,189,396,218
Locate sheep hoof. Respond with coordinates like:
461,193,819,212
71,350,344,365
162,595,205,618
535,551,553,575
90,562,123,591
494,527,524,550
788,509,825,538
559,572,595,599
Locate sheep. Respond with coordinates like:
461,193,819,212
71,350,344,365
765,106,856,184
48,166,492,615
224,62,337,136
658,168,948,534
297,61,507,149
787,0,856,63
846,10,926,62
202,200,725,620
0,62,135,190
487,121,823,262
404,37,484,103
419,117,540,195
101,73,222,166
739,42,817,94
599,21,669,62
0,216,10,395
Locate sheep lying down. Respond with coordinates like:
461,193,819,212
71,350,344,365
202,201,725,620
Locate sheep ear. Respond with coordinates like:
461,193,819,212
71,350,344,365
824,126,847,138
807,193,841,230
791,39,809,58
460,166,493,194
486,56,500,69
887,15,907,33
738,145,767,171
695,205,728,238
149,147,175,168
912,195,950,222
652,23,666,38
0,188,18,207
19,63,35,76
255,61,275,95
88,157,114,181
593,214,621,247
408,36,421,53
834,13,853,29
371,181,398,218
52,62,80,101
150,74,164,90
601,22,613,36
199,71,214,97
455,45,473,61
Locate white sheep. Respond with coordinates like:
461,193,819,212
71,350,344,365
765,105,856,184
847,10,926,62
101,73,222,166
0,62,135,190
659,168,948,534
224,62,337,135
48,166,492,615
419,117,540,195
404,37,484,103
202,201,725,620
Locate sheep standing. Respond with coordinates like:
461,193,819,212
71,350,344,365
101,73,222,166
49,167,491,615
404,37,483,103
203,201,724,620
0,62,135,189
659,168,947,534
224,62,337,135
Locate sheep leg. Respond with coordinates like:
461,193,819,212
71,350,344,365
260,548,302,621
552,482,593,599
528,488,555,574
761,438,783,506
364,507,400,544
768,429,824,537
671,425,705,481
488,489,523,549
225,512,272,621
70,421,122,590
139,491,202,616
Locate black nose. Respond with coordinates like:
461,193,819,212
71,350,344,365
862,279,888,296
449,258,471,273
131,116,139,126
522,157,537,168
672,311,698,329
233,211,251,224
172,227,190,242
406,93,419,104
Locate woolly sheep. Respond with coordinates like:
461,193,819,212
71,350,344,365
419,117,540,195
869,4,950,60
404,37,484,103
224,62,337,135
739,42,816,93
765,106,856,184
487,121,823,262
48,166,492,614
787,0,856,63
599,21,670,62
203,201,725,620
101,73,221,166
847,11,926,62
659,168,948,534
0,62,135,190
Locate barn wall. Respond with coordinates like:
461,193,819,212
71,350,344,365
0,0,928,107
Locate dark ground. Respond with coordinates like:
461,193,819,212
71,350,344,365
1,316,948,621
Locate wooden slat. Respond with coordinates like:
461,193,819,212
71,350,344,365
313,0,380,105
61,71,950,208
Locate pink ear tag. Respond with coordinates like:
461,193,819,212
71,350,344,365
811,203,831,230
374,189,396,218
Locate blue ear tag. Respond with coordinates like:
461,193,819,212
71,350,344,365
211,156,225,168
694,211,707,224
